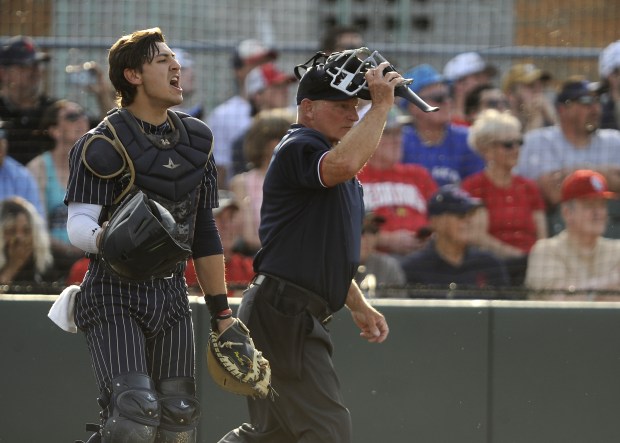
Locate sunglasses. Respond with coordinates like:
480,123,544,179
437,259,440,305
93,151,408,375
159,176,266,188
63,111,86,122
420,94,449,104
496,139,524,149
564,95,600,105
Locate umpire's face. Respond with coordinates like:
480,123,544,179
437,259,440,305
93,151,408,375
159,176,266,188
299,97,359,145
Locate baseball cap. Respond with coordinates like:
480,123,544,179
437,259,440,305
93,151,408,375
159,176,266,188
296,64,354,104
232,39,277,69
560,170,617,202
427,185,483,216
0,35,50,66
599,40,620,79
403,64,444,94
443,52,497,82
502,63,552,92
245,63,296,97
215,190,239,215
556,77,601,104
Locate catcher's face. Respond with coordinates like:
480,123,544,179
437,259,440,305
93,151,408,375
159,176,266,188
127,42,183,110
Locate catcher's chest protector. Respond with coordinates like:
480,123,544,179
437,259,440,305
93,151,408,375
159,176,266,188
84,108,213,245
104,108,213,202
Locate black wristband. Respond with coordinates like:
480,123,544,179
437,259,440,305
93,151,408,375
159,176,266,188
204,293,230,316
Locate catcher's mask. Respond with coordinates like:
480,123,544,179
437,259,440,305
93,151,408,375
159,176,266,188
294,47,438,112
100,191,192,281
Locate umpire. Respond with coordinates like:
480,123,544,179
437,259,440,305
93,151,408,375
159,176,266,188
219,51,392,442
65,28,237,442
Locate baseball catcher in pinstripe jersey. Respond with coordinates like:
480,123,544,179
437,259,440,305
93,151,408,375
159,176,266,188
64,27,269,443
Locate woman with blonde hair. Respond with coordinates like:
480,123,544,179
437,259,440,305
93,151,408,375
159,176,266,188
0,196,54,286
462,109,547,286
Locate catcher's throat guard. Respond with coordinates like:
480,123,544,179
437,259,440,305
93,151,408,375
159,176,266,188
294,47,439,113
99,191,192,281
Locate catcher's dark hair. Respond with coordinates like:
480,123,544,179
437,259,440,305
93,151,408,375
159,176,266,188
108,27,166,108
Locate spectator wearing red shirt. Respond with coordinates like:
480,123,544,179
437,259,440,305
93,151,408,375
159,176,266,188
462,109,547,285
358,106,438,256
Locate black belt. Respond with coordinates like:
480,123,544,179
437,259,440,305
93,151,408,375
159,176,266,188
251,273,333,324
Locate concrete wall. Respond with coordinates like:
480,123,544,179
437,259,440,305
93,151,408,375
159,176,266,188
1,296,619,442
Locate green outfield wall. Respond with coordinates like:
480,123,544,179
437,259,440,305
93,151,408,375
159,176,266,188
1,296,619,443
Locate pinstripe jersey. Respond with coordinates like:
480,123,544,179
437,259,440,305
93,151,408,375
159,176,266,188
65,114,218,388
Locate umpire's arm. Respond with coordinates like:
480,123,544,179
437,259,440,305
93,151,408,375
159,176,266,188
346,280,389,343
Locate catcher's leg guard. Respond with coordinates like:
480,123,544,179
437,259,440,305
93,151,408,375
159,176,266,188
100,373,161,443
154,377,200,442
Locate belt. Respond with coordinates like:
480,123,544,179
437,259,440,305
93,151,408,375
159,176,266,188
251,273,333,324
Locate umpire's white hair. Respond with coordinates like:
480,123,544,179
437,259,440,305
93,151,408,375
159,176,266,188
0,196,53,276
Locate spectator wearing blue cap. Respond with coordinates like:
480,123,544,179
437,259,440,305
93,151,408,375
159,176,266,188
515,76,620,238
515,76,620,237
400,185,510,299
400,63,484,186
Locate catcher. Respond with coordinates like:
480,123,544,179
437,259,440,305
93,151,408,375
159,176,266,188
63,28,269,443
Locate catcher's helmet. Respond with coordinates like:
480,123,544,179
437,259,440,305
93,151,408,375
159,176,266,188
99,191,192,281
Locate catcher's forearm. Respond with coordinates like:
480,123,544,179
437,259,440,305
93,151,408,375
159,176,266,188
194,254,227,295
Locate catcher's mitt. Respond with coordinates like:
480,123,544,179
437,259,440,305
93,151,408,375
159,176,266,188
207,318,274,399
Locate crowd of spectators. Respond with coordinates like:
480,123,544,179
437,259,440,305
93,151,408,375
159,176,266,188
3,29,620,302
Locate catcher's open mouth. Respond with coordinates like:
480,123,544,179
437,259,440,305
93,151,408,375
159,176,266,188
170,76,182,91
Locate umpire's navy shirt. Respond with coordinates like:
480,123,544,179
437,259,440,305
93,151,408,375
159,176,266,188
254,124,364,312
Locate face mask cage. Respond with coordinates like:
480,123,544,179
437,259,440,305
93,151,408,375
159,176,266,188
323,47,388,98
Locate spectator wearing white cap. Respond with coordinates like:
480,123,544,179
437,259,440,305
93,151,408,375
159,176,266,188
205,39,277,187
443,52,497,127
400,63,484,187
599,40,620,129
502,63,556,132
525,170,620,300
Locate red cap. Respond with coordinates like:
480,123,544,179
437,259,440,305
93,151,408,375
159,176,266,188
560,170,617,202
245,63,296,96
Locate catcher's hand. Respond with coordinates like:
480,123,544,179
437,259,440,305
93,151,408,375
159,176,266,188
206,318,274,399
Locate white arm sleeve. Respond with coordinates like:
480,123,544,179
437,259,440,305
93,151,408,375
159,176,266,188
67,202,104,254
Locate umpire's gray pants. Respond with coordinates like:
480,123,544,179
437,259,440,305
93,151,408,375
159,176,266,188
218,285,352,443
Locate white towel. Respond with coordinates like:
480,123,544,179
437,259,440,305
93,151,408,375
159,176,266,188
48,285,80,333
